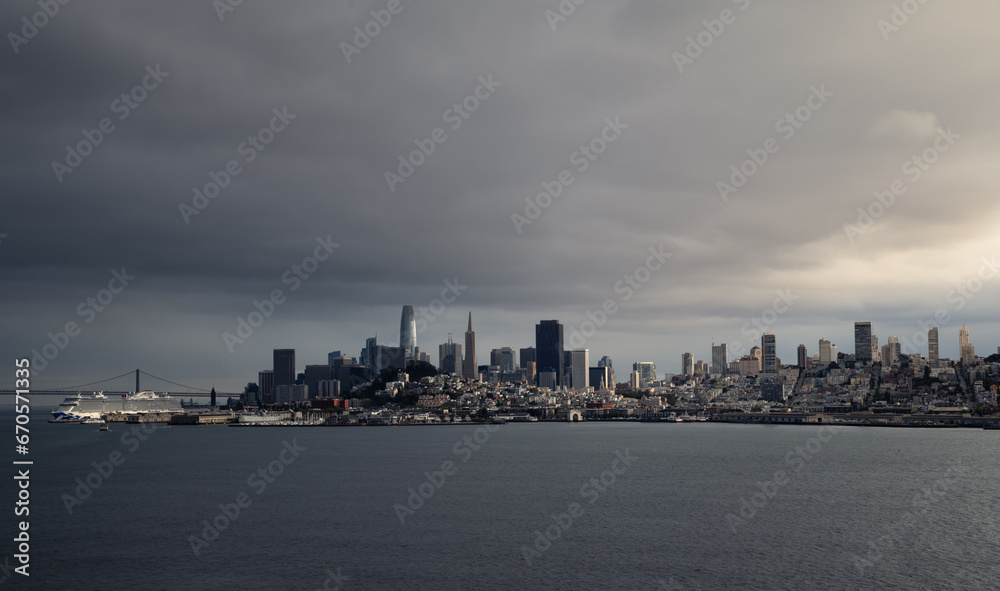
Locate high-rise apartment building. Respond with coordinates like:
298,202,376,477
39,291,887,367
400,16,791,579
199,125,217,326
536,320,564,387
797,344,807,368
959,325,974,365
928,327,939,363
682,352,694,376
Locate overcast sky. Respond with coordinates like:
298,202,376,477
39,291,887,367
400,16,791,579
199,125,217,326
3,0,999,394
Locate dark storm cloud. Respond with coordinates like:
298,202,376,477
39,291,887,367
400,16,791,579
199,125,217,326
2,0,999,390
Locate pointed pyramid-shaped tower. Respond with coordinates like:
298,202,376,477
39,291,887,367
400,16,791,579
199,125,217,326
463,312,477,380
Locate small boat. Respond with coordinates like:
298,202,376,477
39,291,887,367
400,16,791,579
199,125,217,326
99,423,110,431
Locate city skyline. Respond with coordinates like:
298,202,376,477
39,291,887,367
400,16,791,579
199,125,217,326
4,2,1000,393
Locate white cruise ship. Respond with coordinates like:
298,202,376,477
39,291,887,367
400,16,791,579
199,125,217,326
51,391,183,422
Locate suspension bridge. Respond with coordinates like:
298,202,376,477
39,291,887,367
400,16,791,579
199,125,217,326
5,369,239,399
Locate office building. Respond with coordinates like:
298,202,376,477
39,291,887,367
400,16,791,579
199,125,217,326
536,320,564,387
797,344,807,369
400,305,417,361
439,335,462,375
519,347,536,369
633,362,656,387
304,365,334,399
463,312,478,380
682,353,694,376
711,343,728,377
854,322,872,363
762,333,776,375
258,370,274,405
598,356,613,368
571,349,589,390
273,349,296,387
491,347,517,372
819,339,832,366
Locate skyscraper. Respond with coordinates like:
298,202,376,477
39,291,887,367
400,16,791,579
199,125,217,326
598,356,613,368
258,370,273,405
854,322,872,363
711,343,728,376
363,336,378,380
589,366,613,391
519,347,536,369
928,327,939,363
633,362,656,387
761,333,776,375
491,347,516,372
959,325,974,365
439,334,462,375
535,320,564,387
682,352,694,376
273,349,296,387
797,344,807,368
571,349,589,390
887,336,901,366
819,338,832,366
463,312,477,380
400,305,416,360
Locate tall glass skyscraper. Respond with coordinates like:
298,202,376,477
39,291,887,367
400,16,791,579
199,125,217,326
854,322,872,362
928,327,939,363
400,305,417,360
762,333,777,374
535,320,564,387
273,349,296,387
